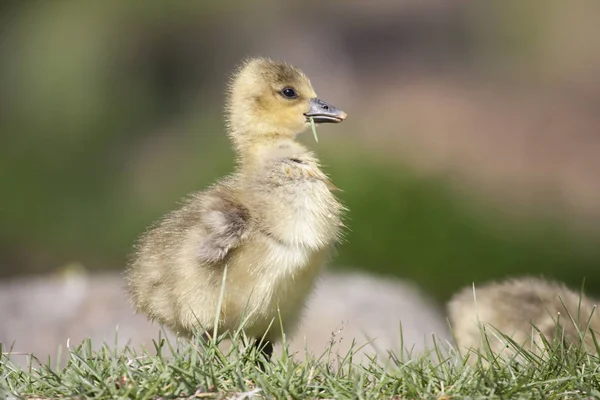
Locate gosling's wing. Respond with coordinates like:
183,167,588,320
196,191,250,264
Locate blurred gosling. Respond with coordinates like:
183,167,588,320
448,277,600,361
126,57,347,361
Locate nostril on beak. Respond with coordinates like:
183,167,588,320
322,104,329,110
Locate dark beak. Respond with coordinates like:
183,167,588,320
304,98,347,124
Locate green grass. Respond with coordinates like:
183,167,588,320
2,329,600,399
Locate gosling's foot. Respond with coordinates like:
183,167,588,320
253,339,273,371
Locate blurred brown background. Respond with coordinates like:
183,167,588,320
1,0,600,359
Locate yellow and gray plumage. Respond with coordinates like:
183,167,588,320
126,57,347,358
448,277,600,362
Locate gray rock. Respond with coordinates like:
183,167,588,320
0,269,449,367
283,270,451,364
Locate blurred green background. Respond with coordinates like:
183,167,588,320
1,0,599,303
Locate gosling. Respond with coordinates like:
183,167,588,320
448,277,600,361
126,57,347,360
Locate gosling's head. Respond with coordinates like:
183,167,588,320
226,57,346,148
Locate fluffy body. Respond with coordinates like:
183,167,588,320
126,58,345,345
448,277,600,360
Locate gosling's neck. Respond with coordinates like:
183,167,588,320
230,127,313,173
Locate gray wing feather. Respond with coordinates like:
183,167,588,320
197,194,249,264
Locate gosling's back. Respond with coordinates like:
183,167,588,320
448,277,600,359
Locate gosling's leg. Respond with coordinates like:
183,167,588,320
253,339,273,371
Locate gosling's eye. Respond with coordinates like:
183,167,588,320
281,88,297,99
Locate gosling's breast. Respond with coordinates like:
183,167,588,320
249,161,342,250
226,235,330,337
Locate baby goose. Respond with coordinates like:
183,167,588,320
126,57,347,361
448,277,600,361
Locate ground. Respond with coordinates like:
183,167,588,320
2,332,600,399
